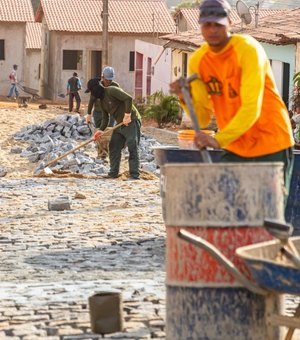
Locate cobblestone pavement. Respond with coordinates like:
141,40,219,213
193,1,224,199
0,177,166,339
2,179,300,340
1,104,300,339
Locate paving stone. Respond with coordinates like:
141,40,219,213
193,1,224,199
48,196,72,211
1,174,299,339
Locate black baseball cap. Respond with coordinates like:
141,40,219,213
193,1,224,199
199,0,231,26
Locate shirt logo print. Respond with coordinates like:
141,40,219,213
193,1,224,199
228,83,238,98
206,77,223,96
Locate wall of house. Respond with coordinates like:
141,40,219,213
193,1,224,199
25,49,40,92
47,32,94,102
0,23,26,97
135,39,172,97
262,42,296,109
170,49,191,82
169,49,192,125
42,31,166,102
296,43,300,73
176,15,189,32
110,35,166,96
40,19,50,99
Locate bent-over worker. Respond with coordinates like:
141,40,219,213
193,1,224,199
86,79,141,180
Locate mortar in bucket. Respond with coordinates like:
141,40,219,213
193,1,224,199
177,129,215,149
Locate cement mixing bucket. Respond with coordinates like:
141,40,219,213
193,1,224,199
160,162,285,340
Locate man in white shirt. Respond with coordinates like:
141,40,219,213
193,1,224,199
7,64,19,99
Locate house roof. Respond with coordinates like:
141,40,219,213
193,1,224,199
36,0,176,34
231,7,300,45
0,0,34,22
162,7,300,49
174,7,284,31
26,22,42,49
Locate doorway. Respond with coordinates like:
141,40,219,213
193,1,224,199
89,51,102,79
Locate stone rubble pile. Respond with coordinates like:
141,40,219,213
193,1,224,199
13,113,162,176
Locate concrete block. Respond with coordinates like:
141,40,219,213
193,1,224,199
48,196,71,211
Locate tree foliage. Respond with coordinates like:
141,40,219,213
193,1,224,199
292,72,300,110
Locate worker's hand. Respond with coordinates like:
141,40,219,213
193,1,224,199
86,115,92,124
194,131,220,150
94,130,104,141
169,79,185,102
123,113,131,126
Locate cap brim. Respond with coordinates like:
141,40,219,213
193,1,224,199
199,16,229,26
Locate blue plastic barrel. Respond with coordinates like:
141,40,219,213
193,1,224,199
285,150,300,235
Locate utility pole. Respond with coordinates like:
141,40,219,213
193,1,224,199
102,0,109,67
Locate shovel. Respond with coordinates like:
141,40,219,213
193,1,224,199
264,219,300,268
58,93,68,98
178,74,212,163
34,122,124,176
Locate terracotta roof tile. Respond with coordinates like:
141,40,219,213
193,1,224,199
163,8,300,48
174,7,284,30
0,0,34,22
38,0,176,34
26,22,42,49
231,8,300,45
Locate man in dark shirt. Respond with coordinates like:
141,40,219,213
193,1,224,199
87,79,141,180
85,67,119,160
67,72,82,113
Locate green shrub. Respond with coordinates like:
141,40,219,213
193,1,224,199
292,72,300,110
143,91,181,128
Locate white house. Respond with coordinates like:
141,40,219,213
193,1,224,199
25,22,42,92
0,0,34,97
35,0,176,101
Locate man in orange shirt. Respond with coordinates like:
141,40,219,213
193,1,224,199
170,0,294,189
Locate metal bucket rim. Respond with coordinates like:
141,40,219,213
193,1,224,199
163,162,284,168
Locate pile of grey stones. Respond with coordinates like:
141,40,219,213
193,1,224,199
12,113,162,177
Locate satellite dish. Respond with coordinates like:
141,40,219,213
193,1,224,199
236,0,252,26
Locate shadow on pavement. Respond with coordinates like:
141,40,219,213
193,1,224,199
25,236,165,272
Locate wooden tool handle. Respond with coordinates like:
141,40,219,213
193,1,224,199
44,138,94,167
44,122,124,168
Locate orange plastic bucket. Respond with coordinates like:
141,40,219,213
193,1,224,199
177,129,215,149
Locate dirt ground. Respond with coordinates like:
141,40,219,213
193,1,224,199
0,97,179,179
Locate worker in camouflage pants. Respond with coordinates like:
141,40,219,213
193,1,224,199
86,78,141,180
86,67,119,160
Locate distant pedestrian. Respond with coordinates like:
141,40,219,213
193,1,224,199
7,64,19,100
67,72,82,113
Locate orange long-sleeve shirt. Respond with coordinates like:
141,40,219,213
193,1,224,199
186,34,294,157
